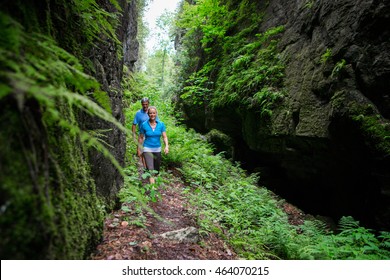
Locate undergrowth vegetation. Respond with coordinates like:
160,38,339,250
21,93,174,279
117,0,390,261
173,132,390,259
120,71,390,260
176,0,285,117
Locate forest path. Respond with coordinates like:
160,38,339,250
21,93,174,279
91,160,237,260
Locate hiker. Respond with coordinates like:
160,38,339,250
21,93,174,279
132,97,159,166
137,106,169,184
132,97,151,142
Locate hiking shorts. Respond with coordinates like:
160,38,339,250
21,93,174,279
143,152,162,172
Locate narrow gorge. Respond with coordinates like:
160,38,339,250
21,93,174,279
0,0,389,260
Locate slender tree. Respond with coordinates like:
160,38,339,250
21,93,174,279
155,10,175,87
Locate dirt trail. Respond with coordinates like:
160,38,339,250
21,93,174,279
91,165,237,260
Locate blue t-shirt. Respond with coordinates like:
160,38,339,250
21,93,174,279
133,109,160,129
133,109,149,128
139,120,166,149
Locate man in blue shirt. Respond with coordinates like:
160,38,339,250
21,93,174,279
132,97,160,141
132,97,150,141
132,97,151,167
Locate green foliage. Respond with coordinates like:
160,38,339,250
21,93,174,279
297,217,390,259
331,58,346,78
176,0,285,117
120,2,390,260
212,25,285,115
121,57,390,261
0,0,126,259
320,48,332,64
158,91,390,259
118,94,169,226
351,111,390,154
178,147,298,258
180,62,215,105
0,13,127,174
175,132,390,259
2,0,123,61
330,93,390,154
304,1,314,9
122,67,151,106
177,0,231,51
93,91,112,113
74,0,121,43
155,10,176,52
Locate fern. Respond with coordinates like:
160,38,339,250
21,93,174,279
72,0,122,47
211,26,285,114
378,231,390,249
0,12,128,176
331,58,346,78
338,216,360,231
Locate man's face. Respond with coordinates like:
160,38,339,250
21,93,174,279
142,102,149,112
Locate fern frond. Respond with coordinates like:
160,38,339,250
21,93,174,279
338,216,360,231
1,12,129,177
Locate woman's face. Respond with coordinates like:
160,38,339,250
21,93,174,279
148,109,157,120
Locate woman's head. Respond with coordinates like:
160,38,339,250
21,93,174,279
148,106,158,119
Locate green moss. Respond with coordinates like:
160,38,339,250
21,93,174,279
0,99,105,259
178,0,285,118
332,92,390,155
205,129,233,157
0,1,124,259
350,104,390,155
93,90,112,113
212,25,285,114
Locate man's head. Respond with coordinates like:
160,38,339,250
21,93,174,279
141,97,149,112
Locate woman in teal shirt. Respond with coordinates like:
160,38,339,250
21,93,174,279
137,106,169,184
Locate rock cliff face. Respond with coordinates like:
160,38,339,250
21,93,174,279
244,0,390,230
0,0,138,258
181,0,390,229
87,0,139,207
123,0,140,72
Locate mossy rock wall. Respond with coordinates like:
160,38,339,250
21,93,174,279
0,0,136,259
177,0,390,229
0,99,104,259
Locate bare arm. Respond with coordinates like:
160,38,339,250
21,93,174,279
162,131,169,154
137,133,144,157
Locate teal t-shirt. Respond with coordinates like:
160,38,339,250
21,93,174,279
139,120,166,148
133,109,148,127
133,109,160,130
